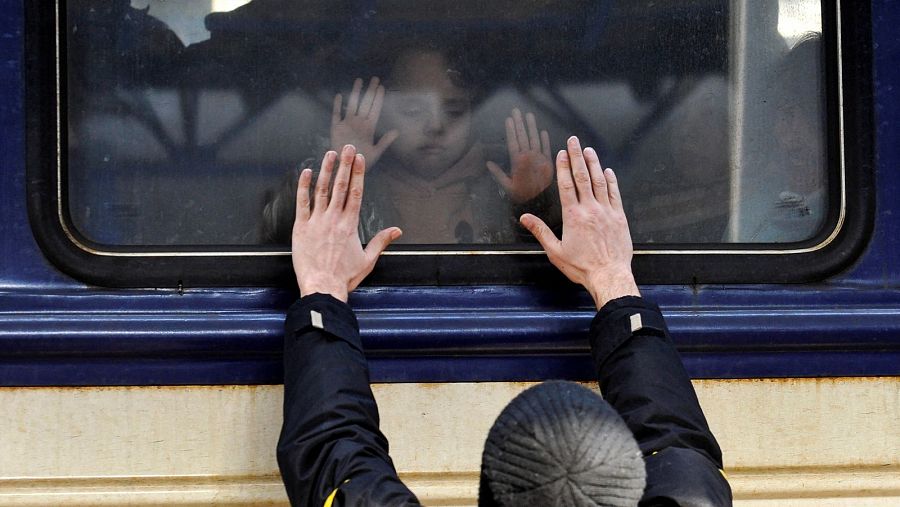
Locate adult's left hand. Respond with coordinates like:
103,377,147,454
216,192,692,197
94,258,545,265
291,145,402,302
486,108,554,203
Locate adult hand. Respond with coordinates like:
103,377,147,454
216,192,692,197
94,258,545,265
486,108,554,203
291,145,402,302
520,136,640,309
331,77,399,168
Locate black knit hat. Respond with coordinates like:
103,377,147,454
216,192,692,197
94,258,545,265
479,381,646,507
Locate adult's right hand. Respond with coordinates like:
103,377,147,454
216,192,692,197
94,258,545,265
520,136,640,310
331,77,399,168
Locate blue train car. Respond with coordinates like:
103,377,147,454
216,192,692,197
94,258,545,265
1,0,898,504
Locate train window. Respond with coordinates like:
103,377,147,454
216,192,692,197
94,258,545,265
27,0,873,285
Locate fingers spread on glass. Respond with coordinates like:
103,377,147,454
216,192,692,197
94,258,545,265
358,76,379,117
519,212,561,257
605,167,624,212
345,152,366,215
314,151,337,214
566,136,593,201
526,111,540,151
512,108,529,150
369,83,386,120
485,160,513,193
346,78,363,116
556,149,577,208
486,108,554,203
294,168,313,222
528,136,639,310
291,145,400,303
330,77,398,168
505,115,520,154
540,129,551,159
328,145,356,213
331,93,343,127
584,147,609,206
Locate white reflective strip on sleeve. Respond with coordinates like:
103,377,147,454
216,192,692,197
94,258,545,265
630,313,643,333
311,310,324,329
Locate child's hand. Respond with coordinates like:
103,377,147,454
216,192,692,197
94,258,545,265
331,77,399,169
486,108,554,203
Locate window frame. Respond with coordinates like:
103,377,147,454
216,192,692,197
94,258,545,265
26,0,874,288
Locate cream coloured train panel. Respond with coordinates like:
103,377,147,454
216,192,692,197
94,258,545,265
1,378,898,505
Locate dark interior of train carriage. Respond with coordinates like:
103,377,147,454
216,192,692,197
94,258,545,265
65,0,775,249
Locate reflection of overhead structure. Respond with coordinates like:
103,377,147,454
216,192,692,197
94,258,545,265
66,0,831,246
69,0,729,165
197,0,729,133
126,0,256,46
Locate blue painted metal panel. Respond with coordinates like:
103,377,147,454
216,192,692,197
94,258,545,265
843,0,900,285
0,0,898,385
2,284,899,384
0,0,72,289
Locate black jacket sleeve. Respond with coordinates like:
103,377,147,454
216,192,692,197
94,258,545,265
277,293,420,507
590,296,733,507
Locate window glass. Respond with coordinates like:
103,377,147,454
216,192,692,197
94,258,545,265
65,0,827,247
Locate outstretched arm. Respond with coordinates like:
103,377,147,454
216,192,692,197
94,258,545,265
522,136,732,506
277,146,418,506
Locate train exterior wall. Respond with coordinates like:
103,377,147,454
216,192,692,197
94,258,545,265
1,0,898,505
1,379,898,505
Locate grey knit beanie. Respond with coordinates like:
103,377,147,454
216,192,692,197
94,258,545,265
480,381,646,507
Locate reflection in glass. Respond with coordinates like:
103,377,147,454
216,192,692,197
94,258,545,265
729,0,827,242
65,0,826,246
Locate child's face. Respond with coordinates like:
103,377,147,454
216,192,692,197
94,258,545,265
382,51,472,180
